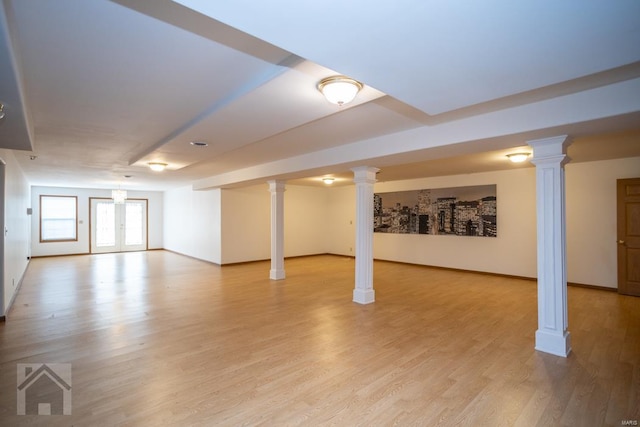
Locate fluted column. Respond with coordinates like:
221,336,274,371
268,180,286,280
352,166,379,304
528,135,572,357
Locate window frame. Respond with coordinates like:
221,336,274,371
39,195,79,243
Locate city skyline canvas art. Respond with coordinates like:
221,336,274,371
374,185,497,237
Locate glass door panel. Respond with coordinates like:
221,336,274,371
123,200,146,251
96,202,116,248
91,198,147,253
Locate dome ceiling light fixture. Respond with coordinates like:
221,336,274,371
148,162,168,172
317,75,363,106
322,177,335,184
507,152,531,163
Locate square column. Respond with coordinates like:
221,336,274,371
351,166,379,304
528,135,572,357
268,180,286,280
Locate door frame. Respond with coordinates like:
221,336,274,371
0,159,5,318
88,197,149,254
617,177,640,296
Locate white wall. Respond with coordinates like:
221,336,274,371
1,150,31,316
326,157,640,288
220,185,270,264
163,183,332,265
370,168,538,278
163,185,221,264
326,185,356,256
566,157,640,288
31,186,163,257
220,184,331,264
284,185,331,256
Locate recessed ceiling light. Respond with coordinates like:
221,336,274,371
322,177,335,184
507,152,530,163
190,141,209,147
148,162,168,172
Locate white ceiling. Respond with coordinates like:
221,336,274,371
0,0,639,191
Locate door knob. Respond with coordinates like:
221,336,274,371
618,240,625,244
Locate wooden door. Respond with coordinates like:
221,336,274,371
617,178,640,296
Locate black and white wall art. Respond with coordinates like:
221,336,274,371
374,185,497,237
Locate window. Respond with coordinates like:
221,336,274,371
40,195,78,242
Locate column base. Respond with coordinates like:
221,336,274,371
535,329,571,357
270,269,285,280
353,289,375,305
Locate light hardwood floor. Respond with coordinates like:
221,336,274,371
0,251,638,426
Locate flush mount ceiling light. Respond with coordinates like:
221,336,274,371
0,103,5,119
148,162,168,172
317,76,363,106
507,152,531,163
190,141,208,147
322,177,335,185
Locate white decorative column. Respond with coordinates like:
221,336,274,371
351,166,379,304
268,180,286,280
528,135,572,357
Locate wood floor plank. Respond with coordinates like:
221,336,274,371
0,251,639,426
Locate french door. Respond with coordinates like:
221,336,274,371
90,198,147,253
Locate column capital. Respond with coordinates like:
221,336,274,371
267,180,286,192
351,166,380,184
528,135,572,166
